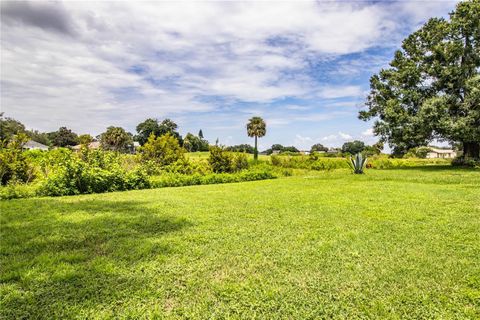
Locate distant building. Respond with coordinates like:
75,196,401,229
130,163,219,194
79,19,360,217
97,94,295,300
426,148,457,159
23,140,49,151
71,141,101,151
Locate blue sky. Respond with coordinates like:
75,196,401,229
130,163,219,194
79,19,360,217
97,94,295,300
1,0,458,150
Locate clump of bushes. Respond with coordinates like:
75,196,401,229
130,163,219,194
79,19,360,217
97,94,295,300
0,134,35,185
208,146,249,173
139,133,186,166
150,169,276,188
38,149,149,196
271,155,348,171
451,157,480,168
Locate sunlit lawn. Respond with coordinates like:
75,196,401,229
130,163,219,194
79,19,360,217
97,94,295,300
1,167,479,318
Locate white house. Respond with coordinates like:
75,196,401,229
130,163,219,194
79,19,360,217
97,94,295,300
426,148,457,159
23,140,49,151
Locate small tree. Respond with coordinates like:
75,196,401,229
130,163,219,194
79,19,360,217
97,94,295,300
0,133,31,185
0,113,26,142
310,143,328,153
100,126,133,153
78,134,93,145
140,133,185,166
246,117,266,160
342,140,365,155
48,127,78,147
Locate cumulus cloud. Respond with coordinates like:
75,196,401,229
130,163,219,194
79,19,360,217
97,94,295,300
0,0,459,138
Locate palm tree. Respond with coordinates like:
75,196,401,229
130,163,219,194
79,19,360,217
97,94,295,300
246,117,266,160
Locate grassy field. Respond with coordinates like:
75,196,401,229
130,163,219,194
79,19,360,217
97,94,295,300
1,167,479,319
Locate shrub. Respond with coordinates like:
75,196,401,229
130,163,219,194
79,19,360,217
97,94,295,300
37,148,150,197
149,169,276,189
208,146,234,173
140,133,185,166
0,134,34,185
451,157,480,168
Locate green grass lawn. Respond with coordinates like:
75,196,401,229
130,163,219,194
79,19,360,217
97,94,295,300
1,167,479,319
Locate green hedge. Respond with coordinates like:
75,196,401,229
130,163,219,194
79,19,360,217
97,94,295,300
150,170,276,188
270,155,451,171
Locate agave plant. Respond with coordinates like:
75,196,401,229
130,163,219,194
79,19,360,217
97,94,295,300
348,153,367,174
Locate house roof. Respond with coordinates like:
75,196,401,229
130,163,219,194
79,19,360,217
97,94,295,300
24,140,48,150
429,148,455,154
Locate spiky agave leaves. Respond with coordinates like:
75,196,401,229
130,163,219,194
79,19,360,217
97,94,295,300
348,153,367,174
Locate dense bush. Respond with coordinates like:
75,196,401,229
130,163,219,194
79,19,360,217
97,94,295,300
208,146,249,173
150,169,276,189
0,134,34,185
271,155,348,171
140,133,185,166
38,149,149,196
451,157,480,168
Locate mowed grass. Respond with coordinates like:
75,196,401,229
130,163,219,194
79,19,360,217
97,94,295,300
1,167,479,319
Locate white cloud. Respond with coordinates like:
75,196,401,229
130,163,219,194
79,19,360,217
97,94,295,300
0,0,458,135
362,128,374,137
339,132,353,140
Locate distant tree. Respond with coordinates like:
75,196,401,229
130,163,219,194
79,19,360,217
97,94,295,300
26,130,50,146
135,118,182,145
140,133,185,166
226,144,254,154
49,127,78,147
342,140,365,155
100,126,133,152
310,143,328,153
183,132,209,152
198,129,204,139
359,0,480,159
282,146,300,153
246,117,266,160
78,134,94,145
0,113,26,141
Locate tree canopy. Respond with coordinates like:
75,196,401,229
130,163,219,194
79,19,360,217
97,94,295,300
359,0,480,158
48,127,78,147
100,126,133,152
310,143,328,153
135,118,182,145
342,140,366,155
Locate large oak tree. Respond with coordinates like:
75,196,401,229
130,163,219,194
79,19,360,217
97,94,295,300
359,0,480,159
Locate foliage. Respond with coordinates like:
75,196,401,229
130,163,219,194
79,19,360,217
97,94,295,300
348,153,368,174
0,113,26,141
26,129,51,146
310,143,328,153
264,144,300,155
342,140,365,155
183,132,209,152
208,146,249,173
246,116,266,160
359,0,480,158
135,118,183,145
100,126,133,153
225,144,254,154
0,134,34,185
78,134,94,145
208,146,234,173
38,149,149,196
150,169,276,189
404,147,432,159
140,133,186,166
271,155,349,171
48,127,78,147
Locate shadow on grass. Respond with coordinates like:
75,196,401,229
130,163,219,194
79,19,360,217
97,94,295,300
1,198,191,318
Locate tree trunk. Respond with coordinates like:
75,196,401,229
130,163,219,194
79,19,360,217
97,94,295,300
254,136,258,161
463,141,480,159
